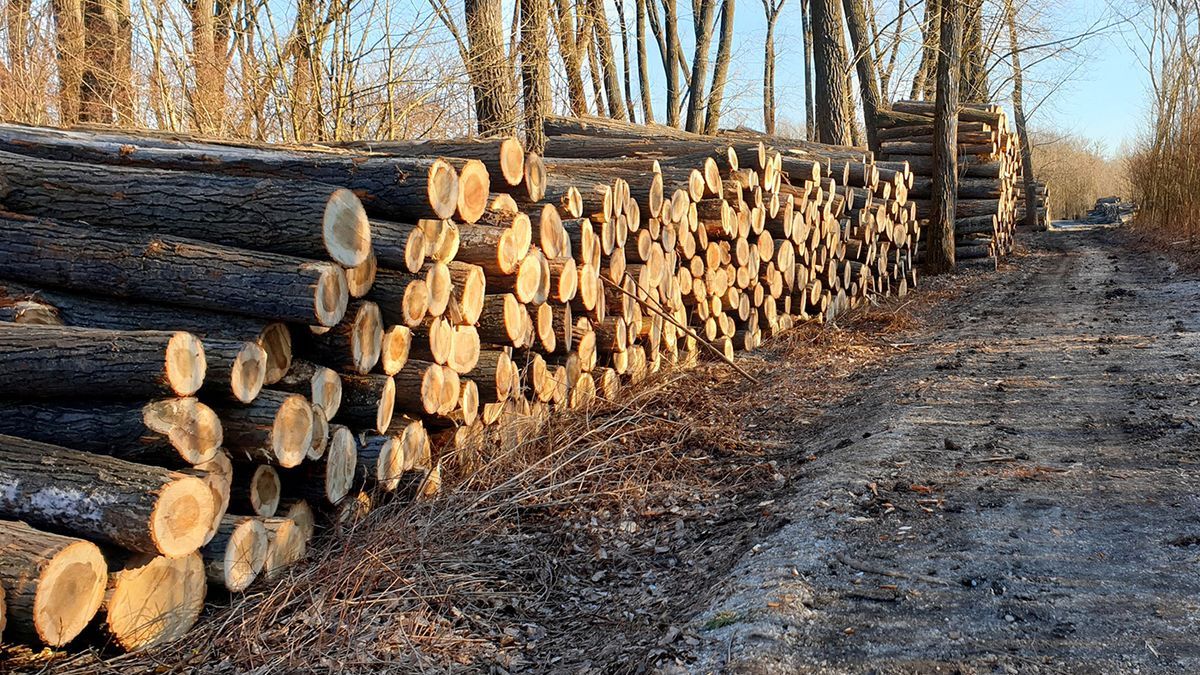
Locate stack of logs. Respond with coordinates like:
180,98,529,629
875,100,1020,260
1014,180,1051,228
0,116,919,651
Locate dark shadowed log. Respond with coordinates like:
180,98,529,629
0,323,206,399
216,390,314,468
0,398,222,465
0,214,349,326
274,359,342,419
229,464,281,517
335,373,396,434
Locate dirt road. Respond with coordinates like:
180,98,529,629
683,224,1200,673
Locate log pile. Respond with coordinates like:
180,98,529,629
875,100,1019,260
1014,180,1051,229
0,118,920,650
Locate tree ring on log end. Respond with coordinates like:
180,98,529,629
150,475,217,557
524,152,547,202
221,518,267,592
325,426,356,504
498,137,526,186
350,302,383,374
258,323,293,385
37,539,107,646
322,188,372,268
230,341,267,403
166,332,206,397
427,158,459,220
106,552,205,650
312,263,349,327
143,398,223,465
456,159,490,223
272,394,314,468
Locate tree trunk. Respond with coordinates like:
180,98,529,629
591,0,628,120
0,125,460,221
519,0,550,153
0,398,223,466
960,0,987,102
763,13,779,135
925,0,961,274
911,0,939,99
615,0,638,122
0,324,206,399
684,0,718,132
635,0,655,122
810,0,853,145
842,0,883,151
801,0,815,140
552,0,589,115
465,0,518,135
0,434,218,556
216,389,314,468
663,0,683,126
0,215,349,327
704,0,736,134
0,520,106,646
80,0,131,124
52,0,85,125
100,551,206,651
1005,0,1042,230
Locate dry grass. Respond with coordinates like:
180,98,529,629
3,288,965,674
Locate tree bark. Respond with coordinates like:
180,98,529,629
704,0,737,134
0,434,218,557
1005,0,1041,230
615,0,638,122
464,0,519,135
925,0,962,274
519,0,550,153
911,0,939,99
0,215,349,327
635,0,655,122
810,0,853,144
684,0,719,132
591,0,628,120
960,0,987,102
0,520,106,646
842,0,883,151
552,0,589,115
52,0,85,125
662,0,683,126
335,373,397,433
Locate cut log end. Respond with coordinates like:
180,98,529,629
35,538,108,647
272,394,314,468
166,331,206,397
458,265,487,325
426,263,452,316
259,323,293,386
378,376,397,434
402,279,430,327
105,552,206,651
498,137,526,186
261,518,306,580
380,325,412,376
456,159,490,223
405,226,427,274
149,474,218,558
215,517,267,593
311,365,343,419
230,341,268,403
307,405,329,460
345,251,377,298
143,397,223,465
325,425,357,505
322,188,372,268
524,152,547,202
351,301,384,374
427,158,460,220
313,263,350,327
460,379,480,426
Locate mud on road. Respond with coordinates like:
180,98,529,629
683,225,1200,674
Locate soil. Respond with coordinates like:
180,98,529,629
681,223,1200,674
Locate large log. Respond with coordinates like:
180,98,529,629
300,300,383,375
0,214,349,326
99,551,206,651
0,434,217,557
0,323,206,399
335,373,396,434
0,123,460,220
335,136,525,187
279,425,357,506
0,520,107,646
217,390,315,468
201,338,267,403
0,280,294,384
273,359,342,419
0,398,223,465
260,516,306,580
0,149,373,267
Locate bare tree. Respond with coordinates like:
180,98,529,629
590,0,628,119
5,0,35,120
684,0,719,131
635,0,654,121
842,0,882,150
926,0,962,274
614,0,638,122
551,0,589,115
911,0,938,99
762,0,786,135
704,0,736,133
78,0,132,123
520,0,550,151
52,0,85,124
1005,0,1041,230
810,0,851,143
961,0,988,101
801,0,814,139
660,0,684,126
189,0,234,134
464,0,518,135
